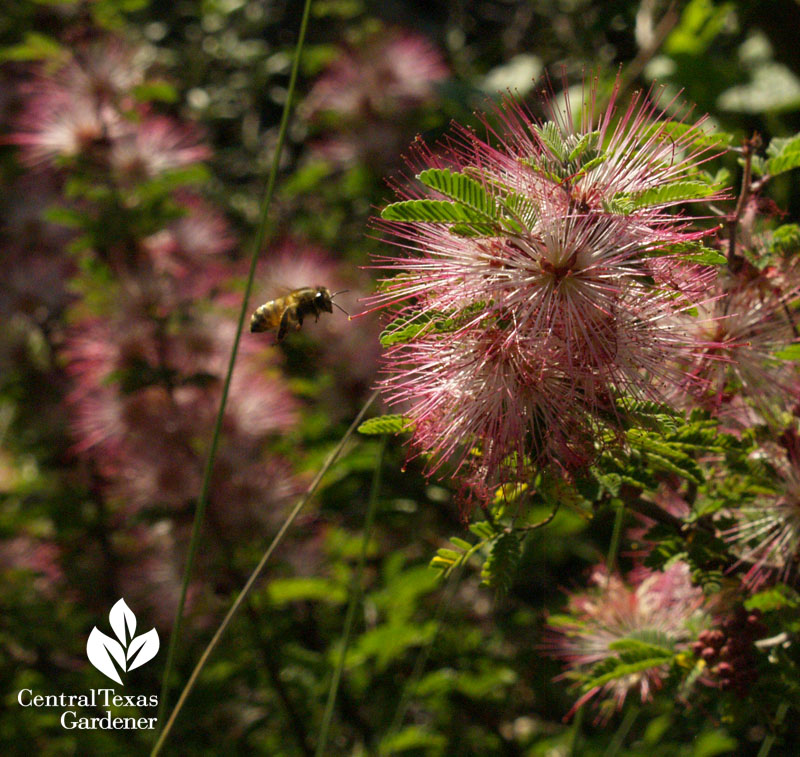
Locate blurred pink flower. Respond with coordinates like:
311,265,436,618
545,561,709,720
303,29,447,166
367,78,723,495
723,440,800,588
142,193,235,299
115,522,193,630
304,30,447,120
110,115,210,182
64,308,299,515
10,79,116,167
0,536,63,598
683,273,800,425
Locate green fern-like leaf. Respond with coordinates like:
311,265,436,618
430,523,498,578
776,344,800,361
416,168,498,219
379,303,489,347
631,180,718,208
581,656,674,693
449,223,502,237
766,134,800,176
567,130,601,162
571,153,607,180
533,122,568,160
675,248,727,266
769,224,800,256
381,199,496,225
357,415,414,435
608,637,674,662
641,120,733,150
480,531,521,595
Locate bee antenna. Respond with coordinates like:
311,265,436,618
332,302,350,317
330,289,349,298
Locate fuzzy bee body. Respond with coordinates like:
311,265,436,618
250,286,335,341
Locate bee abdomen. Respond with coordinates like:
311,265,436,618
250,302,279,333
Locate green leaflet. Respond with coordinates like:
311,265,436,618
581,656,674,693
480,531,521,596
776,344,800,361
605,181,718,214
430,520,504,579
534,122,568,161
769,224,800,256
357,414,414,435
766,133,800,176
676,250,727,266
659,241,727,266
416,168,498,219
379,303,488,347
381,199,496,225
607,637,675,660
744,585,800,612
640,120,734,150
567,130,601,162
632,180,718,208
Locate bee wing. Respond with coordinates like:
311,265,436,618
277,307,301,341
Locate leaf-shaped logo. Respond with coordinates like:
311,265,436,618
86,598,160,685
86,628,126,685
127,628,160,671
109,598,136,645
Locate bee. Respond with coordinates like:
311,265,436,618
250,286,349,341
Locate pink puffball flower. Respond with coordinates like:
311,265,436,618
303,29,447,166
545,561,710,720
10,80,118,167
110,115,210,182
303,30,447,121
723,441,800,589
367,77,725,495
8,38,149,168
684,275,800,425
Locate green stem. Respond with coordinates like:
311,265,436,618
603,705,638,757
757,701,789,757
569,703,586,757
606,502,625,573
151,390,378,757
315,435,387,757
154,0,315,736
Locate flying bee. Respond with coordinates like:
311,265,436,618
250,286,349,341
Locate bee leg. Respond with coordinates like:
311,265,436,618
278,309,296,341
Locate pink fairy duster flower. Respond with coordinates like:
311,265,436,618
115,522,193,630
10,79,118,167
381,326,595,487
64,307,298,513
545,561,709,720
366,77,724,494
65,38,151,103
0,536,63,599
303,30,447,121
683,273,800,425
208,449,303,538
142,193,235,300
722,440,800,589
110,114,210,182
303,30,447,167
